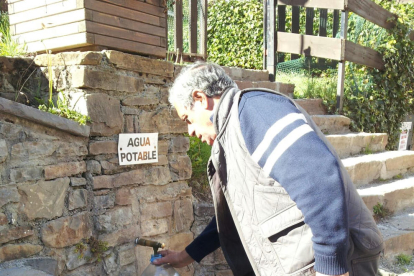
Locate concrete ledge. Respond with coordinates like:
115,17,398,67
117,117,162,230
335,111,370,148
0,97,90,137
311,115,351,135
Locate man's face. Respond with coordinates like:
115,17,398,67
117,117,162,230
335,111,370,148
173,91,217,146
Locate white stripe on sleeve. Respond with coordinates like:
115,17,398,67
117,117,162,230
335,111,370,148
252,113,307,162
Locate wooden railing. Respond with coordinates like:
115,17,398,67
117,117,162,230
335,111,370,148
169,0,207,62
264,0,414,112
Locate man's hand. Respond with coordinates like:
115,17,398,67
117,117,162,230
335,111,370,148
316,272,349,276
152,249,194,268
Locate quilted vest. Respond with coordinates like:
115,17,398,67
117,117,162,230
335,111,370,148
207,88,384,276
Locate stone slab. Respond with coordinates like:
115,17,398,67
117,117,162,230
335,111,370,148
0,257,58,275
0,244,43,262
294,99,327,115
0,187,20,208
311,115,351,135
44,161,86,180
18,178,70,220
0,139,7,163
69,189,88,210
0,267,53,276
0,226,33,244
34,52,103,66
89,141,117,155
0,97,90,137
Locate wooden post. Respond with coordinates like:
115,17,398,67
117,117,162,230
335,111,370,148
291,6,300,60
305,7,314,68
333,10,339,38
263,0,268,70
200,0,207,59
189,0,197,55
277,5,286,63
336,10,348,113
174,0,183,56
318,8,327,66
265,0,277,81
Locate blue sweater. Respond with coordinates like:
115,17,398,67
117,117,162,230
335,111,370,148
186,91,348,275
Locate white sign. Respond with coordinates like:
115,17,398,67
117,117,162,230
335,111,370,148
398,122,412,151
118,133,158,165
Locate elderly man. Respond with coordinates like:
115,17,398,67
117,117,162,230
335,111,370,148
154,62,383,276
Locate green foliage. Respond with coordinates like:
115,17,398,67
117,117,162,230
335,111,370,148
187,135,211,187
74,237,110,263
373,202,389,220
0,12,27,57
207,0,263,69
39,92,91,126
393,174,403,180
395,254,413,266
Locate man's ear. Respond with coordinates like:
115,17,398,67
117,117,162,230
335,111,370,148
192,90,210,108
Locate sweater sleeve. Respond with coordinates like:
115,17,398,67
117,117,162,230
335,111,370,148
239,92,349,275
185,216,220,262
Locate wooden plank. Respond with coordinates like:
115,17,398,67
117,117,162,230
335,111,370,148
141,0,161,7
26,32,94,53
174,0,183,53
84,0,161,27
278,0,345,10
13,21,86,44
91,11,165,37
319,9,327,37
291,6,300,59
305,8,314,35
344,40,384,70
94,34,165,57
189,0,197,54
347,0,397,30
9,0,84,25
12,9,90,35
97,0,164,17
85,21,161,46
336,10,348,113
333,10,339,38
277,32,343,60
167,52,206,62
200,0,207,59
9,0,67,14
277,5,286,62
265,0,277,80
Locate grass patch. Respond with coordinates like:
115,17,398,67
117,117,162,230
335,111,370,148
373,202,390,221
395,254,413,266
392,174,403,180
0,12,27,57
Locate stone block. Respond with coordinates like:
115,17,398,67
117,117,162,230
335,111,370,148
66,246,94,271
10,167,43,183
140,218,169,236
71,67,144,93
41,212,92,248
69,189,88,210
86,93,123,137
153,155,168,166
100,159,121,175
34,52,103,66
121,106,141,115
44,161,86,180
134,182,191,202
105,50,174,78
158,140,169,155
64,263,105,276
0,139,7,163
99,226,138,247
86,160,101,175
0,225,33,244
18,178,70,220
118,246,135,266
139,107,187,134
135,244,153,276
70,177,87,187
94,194,115,213
0,213,7,225
122,94,159,106
95,207,133,233
160,87,169,105
174,199,194,232
170,136,190,153
89,141,118,155
0,187,20,208
124,115,134,133
0,257,58,275
93,169,145,190
140,202,172,221
144,166,171,185
169,155,192,181
103,251,117,274
0,244,43,262
115,187,133,206
119,264,136,276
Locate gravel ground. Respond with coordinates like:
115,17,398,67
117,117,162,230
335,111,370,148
379,255,414,275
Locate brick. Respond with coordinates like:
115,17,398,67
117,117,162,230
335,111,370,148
71,177,87,186
140,202,172,221
0,187,20,208
174,199,194,232
86,160,101,175
0,226,33,244
93,169,145,190
18,178,70,220
115,187,133,206
106,50,174,78
69,189,88,210
35,52,103,66
44,161,86,180
89,141,118,155
86,93,123,137
41,212,92,248
95,207,133,233
0,244,43,262
140,218,169,236
71,67,144,93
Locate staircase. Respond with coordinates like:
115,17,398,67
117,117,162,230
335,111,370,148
203,67,414,275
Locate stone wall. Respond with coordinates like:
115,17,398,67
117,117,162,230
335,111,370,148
0,51,194,276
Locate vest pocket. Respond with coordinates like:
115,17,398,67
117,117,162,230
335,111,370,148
258,205,315,274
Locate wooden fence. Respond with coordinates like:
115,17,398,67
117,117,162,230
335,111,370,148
264,0,414,112
170,0,207,62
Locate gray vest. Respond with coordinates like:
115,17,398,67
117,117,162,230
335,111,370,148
208,88,384,276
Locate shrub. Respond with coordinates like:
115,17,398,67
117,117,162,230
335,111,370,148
0,12,27,57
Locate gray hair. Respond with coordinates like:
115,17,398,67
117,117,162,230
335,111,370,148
169,62,237,108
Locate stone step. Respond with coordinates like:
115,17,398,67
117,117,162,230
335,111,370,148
311,115,351,135
358,176,414,215
294,99,327,115
377,208,414,258
222,66,269,82
235,80,295,97
326,132,388,158
342,151,414,186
